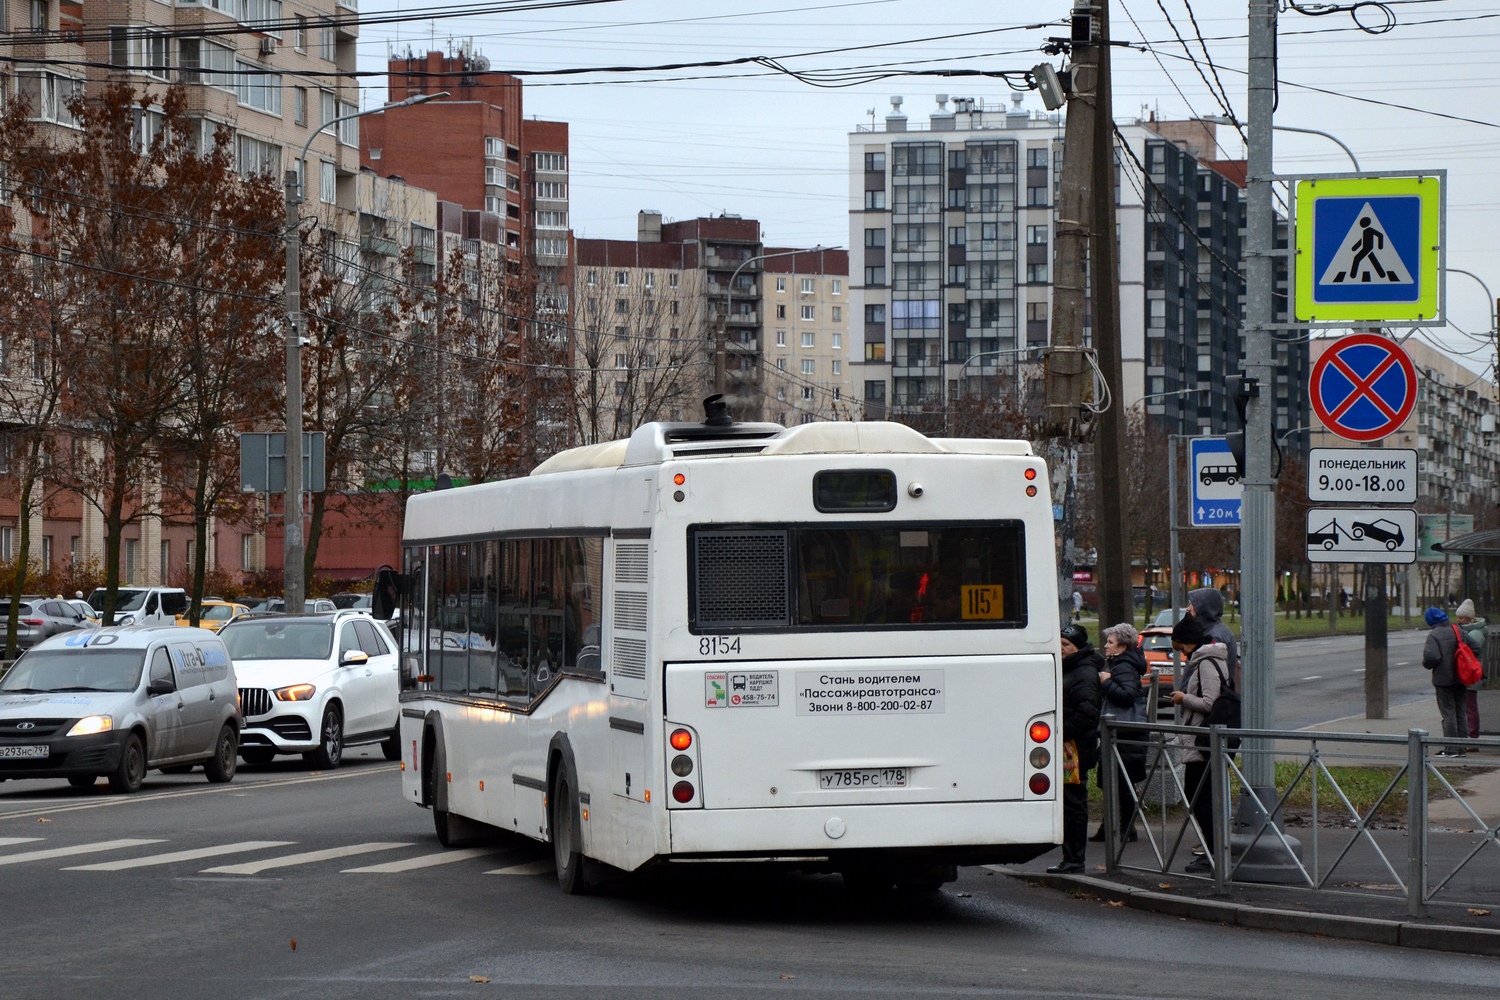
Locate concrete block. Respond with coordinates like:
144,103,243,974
1399,922,1500,957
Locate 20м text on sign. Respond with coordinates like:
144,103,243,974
1308,334,1418,443
1294,174,1443,324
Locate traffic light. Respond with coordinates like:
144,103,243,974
1225,374,1259,478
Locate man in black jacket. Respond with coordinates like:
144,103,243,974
1048,623,1103,874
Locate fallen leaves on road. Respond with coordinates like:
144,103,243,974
1158,883,1173,890
1468,908,1492,917
289,939,297,951
470,975,491,983
36,817,50,824
1093,865,1106,871
779,973,797,980
1105,900,1125,908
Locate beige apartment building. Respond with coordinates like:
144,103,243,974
763,250,854,424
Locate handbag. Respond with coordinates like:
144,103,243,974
1193,658,1242,751
1062,739,1081,785
1453,626,1484,687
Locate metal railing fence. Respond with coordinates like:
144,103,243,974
1099,717,1500,917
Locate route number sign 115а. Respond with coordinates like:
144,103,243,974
1307,448,1417,505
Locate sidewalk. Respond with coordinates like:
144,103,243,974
1012,697,1500,956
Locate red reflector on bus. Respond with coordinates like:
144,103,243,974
1029,721,1051,743
672,781,695,803
1025,485,1037,497
670,728,693,751
1029,773,1051,795
673,473,686,485
1024,468,1037,480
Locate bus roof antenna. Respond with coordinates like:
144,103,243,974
702,394,733,427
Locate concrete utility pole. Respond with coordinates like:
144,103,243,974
1047,3,1100,628
1089,0,1131,629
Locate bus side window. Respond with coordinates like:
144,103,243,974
566,536,603,674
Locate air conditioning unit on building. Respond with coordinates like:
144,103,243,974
259,37,278,56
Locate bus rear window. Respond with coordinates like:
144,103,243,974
690,522,1025,630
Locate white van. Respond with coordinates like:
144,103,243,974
86,587,189,627
0,626,241,792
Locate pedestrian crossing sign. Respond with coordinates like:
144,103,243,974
1294,174,1443,324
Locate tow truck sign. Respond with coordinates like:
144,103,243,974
1305,507,1418,564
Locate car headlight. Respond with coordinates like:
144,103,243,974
274,684,317,702
117,615,135,626
66,715,113,737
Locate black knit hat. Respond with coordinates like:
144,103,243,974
1060,623,1089,648
1171,613,1209,648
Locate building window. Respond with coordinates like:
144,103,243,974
535,152,567,171
865,151,886,171
831,279,842,295
1028,148,1048,168
1026,185,1048,207
235,60,282,115
484,195,504,215
800,305,815,321
16,73,82,126
615,298,628,314
832,332,842,349
863,266,886,286
801,359,816,375
864,190,887,210
776,387,786,402
536,180,567,199
776,358,787,372
235,134,281,179
775,277,786,292
293,87,307,125
947,266,966,285
585,270,597,286
317,25,335,61
0,527,11,562
535,210,568,229
802,387,814,401
319,160,335,204
1026,263,1048,283
615,271,628,286
338,103,358,145
485,137,504,157
831,306,841,322
864,228,886,248
775,330,786,347
1027,225,1048,244
668,273,679,288
831,360,842,375
865,304,886,325
801,331,815,348
109,27,171,79
800,278,814,294
776,304,786,320
294,14,307,49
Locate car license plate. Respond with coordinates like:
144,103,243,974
0,745,49,759
818,768,907,789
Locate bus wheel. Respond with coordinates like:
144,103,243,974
433,806,456,848
550,767,595,894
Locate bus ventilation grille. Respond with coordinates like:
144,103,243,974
614,591,648,631
613,637,648,679
693,530,790,628
615,543,649,583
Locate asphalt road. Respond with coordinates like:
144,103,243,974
1273,628,1433,729
1,745,1496,999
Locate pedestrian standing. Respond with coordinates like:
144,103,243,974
1455,599,1487,738
1187,587,1239,682
1072,590,1083,623
1047,623,1102,874
1422,607,1482,757
1090,623,1147,843
1168,613,1228,874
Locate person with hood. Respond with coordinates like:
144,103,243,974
1456,599,1488,739
1169,612,1229,874
1423,606,1483,757
1188,587,1238,684
1090,622,1148,843
1047,623,1103,874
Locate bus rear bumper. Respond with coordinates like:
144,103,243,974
667,799,1059,866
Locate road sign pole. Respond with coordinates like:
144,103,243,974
1365,562,1388,719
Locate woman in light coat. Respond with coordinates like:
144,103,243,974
1169,613,1229,874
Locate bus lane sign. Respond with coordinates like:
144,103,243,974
705,671,779,708
796,670,946,716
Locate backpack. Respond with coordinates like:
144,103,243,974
1193,657,1242,751
1453,626,1484,687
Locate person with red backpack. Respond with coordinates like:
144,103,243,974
1423,607,1484,758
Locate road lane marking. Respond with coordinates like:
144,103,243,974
62,841,296,871
202,842,412,875
485,860,555,876
0,839,165,866
0,765,398,822
0,837,44,848
1302,676,1322,681
343,847,504,873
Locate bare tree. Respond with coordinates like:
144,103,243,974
572,273,707,444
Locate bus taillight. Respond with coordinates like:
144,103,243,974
672,781,695,803
1029,721,1051,743
670,728,693,751
1029,773,1051,795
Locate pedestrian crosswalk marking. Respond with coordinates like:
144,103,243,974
63,841,296,872
0,839,166,866
343,847,504,873
201,842,412,875
485,860,555,876
0,837,44,848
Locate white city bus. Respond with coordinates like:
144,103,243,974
393,407,1062,892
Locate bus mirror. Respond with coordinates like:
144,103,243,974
373,566,403,621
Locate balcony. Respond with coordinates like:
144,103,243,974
360,234,399,257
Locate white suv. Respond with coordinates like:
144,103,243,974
219,612,401,768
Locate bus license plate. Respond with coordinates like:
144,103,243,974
0,745,49,759
819,768,906,789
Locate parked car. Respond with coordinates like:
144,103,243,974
86,587,189,626
66,599,101,624
175,601,251,634
0,598,98,651
254,598,339,615
329,592,371,610
220,612,401,768
0,626,241,792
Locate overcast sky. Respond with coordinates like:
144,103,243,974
356,0,1499,377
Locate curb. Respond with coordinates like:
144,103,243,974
998,869,1500,958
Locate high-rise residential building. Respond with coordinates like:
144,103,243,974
848,95,1308,444
576,213,850,429
360,47,573,352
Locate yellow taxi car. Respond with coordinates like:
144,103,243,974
175,600,251,633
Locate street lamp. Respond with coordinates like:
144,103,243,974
282,91,448,609
722,246,834,402
1201,115,1361,172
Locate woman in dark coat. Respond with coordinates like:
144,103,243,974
1048,623,1103,874
1091,623,1148,842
